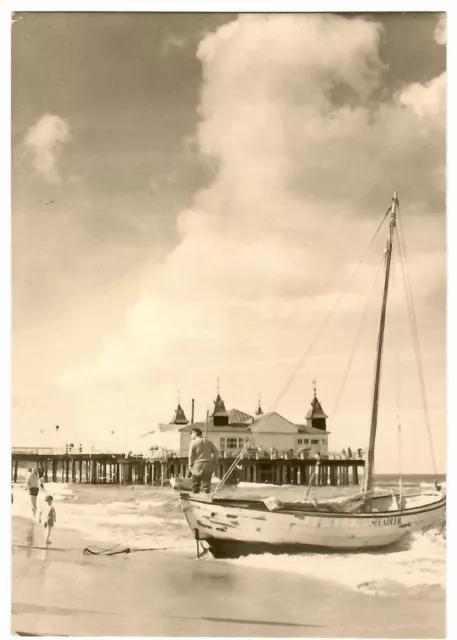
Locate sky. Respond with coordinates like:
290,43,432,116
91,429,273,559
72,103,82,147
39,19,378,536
11,12,447,473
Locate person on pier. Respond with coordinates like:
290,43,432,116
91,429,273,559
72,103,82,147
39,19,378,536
188,428,219,494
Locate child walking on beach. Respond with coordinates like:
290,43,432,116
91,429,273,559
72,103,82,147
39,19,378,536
39,496,56,544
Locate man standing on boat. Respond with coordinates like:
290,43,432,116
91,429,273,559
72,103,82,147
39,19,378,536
188,428,219,494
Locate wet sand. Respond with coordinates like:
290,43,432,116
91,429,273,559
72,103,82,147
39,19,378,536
12,515,445,638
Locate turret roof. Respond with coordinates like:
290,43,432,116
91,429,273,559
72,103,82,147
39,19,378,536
305,396,328,420
170,403,189,425
212,393,229,417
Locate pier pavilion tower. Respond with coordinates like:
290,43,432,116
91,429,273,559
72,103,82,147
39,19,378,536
305,382,328,432
170,402,189,426
212,385,229,427
255,393,263,416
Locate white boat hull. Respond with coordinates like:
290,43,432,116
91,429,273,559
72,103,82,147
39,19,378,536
180,492,446,557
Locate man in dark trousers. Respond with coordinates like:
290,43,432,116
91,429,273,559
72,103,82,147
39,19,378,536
25,468,40,517
188,428,219,494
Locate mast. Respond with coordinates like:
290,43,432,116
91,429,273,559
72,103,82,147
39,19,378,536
364,192,398,494
204,407,209,440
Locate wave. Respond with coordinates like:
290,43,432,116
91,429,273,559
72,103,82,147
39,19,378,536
12,478,446,597
237,481,285,489
221,527,445,596
12,482,192,550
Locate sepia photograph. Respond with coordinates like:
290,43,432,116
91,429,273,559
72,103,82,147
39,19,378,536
10,9,447,638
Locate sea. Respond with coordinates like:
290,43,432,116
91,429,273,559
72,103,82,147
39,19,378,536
11,471,446,599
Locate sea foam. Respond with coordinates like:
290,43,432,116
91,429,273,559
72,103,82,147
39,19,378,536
12,476,445,596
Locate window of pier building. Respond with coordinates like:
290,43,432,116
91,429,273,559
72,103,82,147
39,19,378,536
220,437,247,450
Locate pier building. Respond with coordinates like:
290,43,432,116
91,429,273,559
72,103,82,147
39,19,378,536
142,385,330,459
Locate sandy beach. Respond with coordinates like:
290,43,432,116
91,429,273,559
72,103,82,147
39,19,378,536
12,512,445,638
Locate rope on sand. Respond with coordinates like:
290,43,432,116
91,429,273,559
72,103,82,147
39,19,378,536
13,542,198,556
14,633,68,637
82,543,198,556
83,544,130,556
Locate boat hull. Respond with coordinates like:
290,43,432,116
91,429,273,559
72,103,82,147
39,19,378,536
200,539,400,559
180,492,446,558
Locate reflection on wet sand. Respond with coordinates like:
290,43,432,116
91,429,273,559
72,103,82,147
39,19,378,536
24,520,49,565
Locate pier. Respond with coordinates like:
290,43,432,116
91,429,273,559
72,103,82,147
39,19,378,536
11,449,364,487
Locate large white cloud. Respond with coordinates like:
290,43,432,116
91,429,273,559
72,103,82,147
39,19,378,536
433,13,446,45
55,15,446,467
400,72,446,121
23,113,71,183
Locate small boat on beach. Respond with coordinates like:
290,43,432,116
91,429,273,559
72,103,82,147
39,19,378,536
179,489,445,558
178,192,446,558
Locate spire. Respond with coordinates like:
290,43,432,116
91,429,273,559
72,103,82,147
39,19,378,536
170,392,189,425
305,382,328,431
305,396,328,420
255,393,263,416
212,379,229,426
212,394,228,417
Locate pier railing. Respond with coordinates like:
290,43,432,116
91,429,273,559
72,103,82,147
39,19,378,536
11,449,365,487
147,449,366,462
12,447,67,455
12,446,365,462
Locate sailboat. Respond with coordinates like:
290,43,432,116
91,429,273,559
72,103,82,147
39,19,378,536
178,192,446,558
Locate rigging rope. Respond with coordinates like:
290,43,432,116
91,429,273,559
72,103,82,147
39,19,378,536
331,248,386,421
214,206,392,494
392,244,401,426
392,242,404,504
395,210,437,476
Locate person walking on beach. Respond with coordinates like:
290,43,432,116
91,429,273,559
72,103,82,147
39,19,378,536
38,466,45,490
188,428,219,494
39,495,56,545
25,468,40,518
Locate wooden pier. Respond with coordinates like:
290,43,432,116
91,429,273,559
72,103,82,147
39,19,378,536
11,450,364,487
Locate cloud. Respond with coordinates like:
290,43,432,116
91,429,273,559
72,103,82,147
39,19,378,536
400,72,446,121
149,178,160,195
433,14,446,45
148,169,178,195
56,15,445,462
23,113,71,183
160,32,186,57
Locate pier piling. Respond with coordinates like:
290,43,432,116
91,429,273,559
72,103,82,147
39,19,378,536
11,451,364,488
